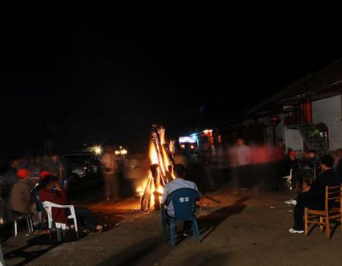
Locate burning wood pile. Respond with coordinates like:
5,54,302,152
140,125,175,211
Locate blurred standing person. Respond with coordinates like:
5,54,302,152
275,138,286,161
27,156,41,177
0,157,19,188
273,138,287,189
235,138,252,190
43,154,64,183
101,146,118,201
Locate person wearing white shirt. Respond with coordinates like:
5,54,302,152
161,164,200,236
235,138,252,189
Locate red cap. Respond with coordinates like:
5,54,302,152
289,151,297,157
39,171,51,180
17,169,30,179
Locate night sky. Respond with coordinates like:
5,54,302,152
1,2,342,156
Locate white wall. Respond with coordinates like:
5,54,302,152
312,95,342,150
285,128,303,152
265,126,273,146
276,113,285,140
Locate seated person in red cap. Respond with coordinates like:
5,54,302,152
10,168,35,215
32,171,52,212
38,174,105,232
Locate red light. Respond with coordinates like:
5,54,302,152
269,114,280,125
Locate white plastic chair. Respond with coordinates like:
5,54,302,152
13,212,33,237
42,201,79,242
282,169,293,190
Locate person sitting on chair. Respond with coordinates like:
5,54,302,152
289,154,341,234
161,163,200,237
38,174,105,232
10,168,35,215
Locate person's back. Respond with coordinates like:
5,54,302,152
10,169,34,214
162,164,200,237
164,178,198,197
310,165,341,203
162,164,199,217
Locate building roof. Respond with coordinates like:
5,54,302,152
246,57,342,118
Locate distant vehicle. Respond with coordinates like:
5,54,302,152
178,136,198,155
61,152,101,183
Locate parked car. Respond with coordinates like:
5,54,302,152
61,152,102,184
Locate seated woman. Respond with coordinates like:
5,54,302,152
38,174,104,232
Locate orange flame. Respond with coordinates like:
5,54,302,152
139,127,175,210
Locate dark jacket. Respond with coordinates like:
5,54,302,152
1,167,18,186
308,168,341,204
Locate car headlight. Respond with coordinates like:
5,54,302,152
72,168,86,177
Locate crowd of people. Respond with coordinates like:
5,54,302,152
0,153,108,235
1,139,342,239
226,137,342,193
224,137,342,235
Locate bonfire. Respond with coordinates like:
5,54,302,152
140,125,175,211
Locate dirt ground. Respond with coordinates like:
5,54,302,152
1,183,342,266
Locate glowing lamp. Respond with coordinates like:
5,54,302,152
93,146,103,155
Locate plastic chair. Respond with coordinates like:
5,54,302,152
304,185,342,239
13,211,33,237
42,201,79,242
161,188,200,246
282,169,293,190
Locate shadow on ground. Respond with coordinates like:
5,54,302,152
97,236,165,266
96,198,247,266
3,232,79,266
3,220,121,266
198,196,249,242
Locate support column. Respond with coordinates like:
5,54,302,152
302,99,312,123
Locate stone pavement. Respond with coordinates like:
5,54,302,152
1,184,342,266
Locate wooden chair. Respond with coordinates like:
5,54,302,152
304,185,342,239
